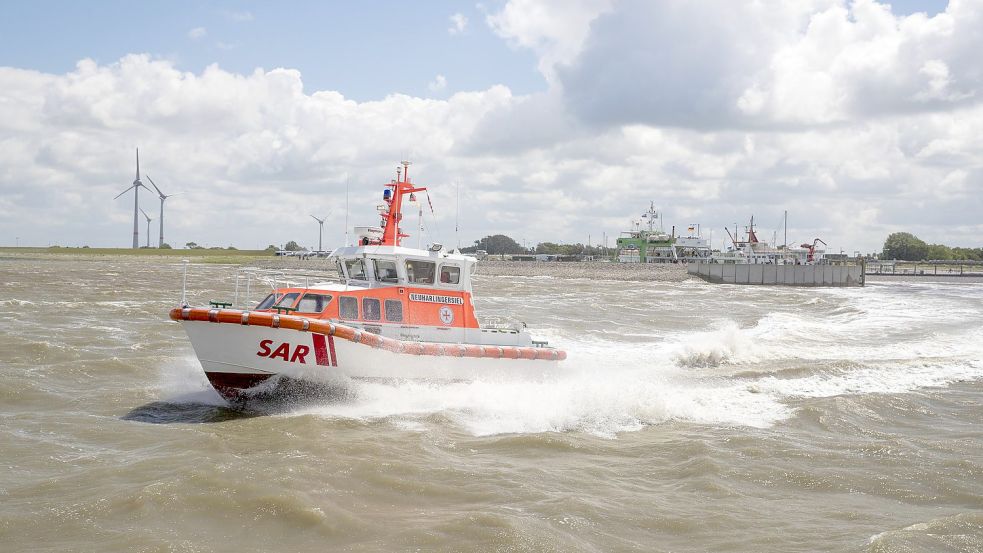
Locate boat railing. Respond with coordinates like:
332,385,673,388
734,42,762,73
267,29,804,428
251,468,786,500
480,316,525,332
179,261,344,309
232,267,342,309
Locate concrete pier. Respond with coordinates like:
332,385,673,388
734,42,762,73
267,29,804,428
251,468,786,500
687,262,865,287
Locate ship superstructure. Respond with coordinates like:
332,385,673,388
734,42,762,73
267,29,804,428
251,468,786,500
616,202,710,263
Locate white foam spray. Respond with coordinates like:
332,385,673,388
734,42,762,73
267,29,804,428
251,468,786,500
166,280,983,436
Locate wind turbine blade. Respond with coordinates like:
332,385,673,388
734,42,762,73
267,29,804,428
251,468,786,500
145,174,165,197
135,148,140,181
140,208,151,221
114,184,136,200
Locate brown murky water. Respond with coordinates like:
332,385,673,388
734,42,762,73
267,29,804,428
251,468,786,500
1,255,981,552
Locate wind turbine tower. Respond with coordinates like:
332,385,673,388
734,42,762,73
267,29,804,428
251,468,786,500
146,175,176,248
311,214,326,253
140,208,153,248
114,148,149,248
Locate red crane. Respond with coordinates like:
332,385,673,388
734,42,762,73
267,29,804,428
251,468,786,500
800,238,827,263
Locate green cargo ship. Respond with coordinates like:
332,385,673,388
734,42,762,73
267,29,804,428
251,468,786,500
616,202,711,263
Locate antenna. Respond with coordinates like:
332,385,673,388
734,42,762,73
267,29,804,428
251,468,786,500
344,175,350,246
784,210,788,259
455,180,460,251
405,191,423,249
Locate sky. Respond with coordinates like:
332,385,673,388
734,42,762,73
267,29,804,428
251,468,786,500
0,0,975,254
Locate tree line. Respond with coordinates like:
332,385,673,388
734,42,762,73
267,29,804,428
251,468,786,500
464,232,983,262
461,234,608,256
882,232,983,261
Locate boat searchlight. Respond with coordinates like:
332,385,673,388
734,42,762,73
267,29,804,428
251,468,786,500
429,243,443,252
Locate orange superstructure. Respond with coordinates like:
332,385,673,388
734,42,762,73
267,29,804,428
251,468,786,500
253,285,478,329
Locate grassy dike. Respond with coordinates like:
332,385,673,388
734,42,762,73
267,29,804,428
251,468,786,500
0,247,276,264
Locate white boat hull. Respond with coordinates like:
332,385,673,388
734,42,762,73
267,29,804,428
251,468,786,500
174,311,563,400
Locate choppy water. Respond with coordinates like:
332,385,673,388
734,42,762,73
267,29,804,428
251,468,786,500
1,256,981,552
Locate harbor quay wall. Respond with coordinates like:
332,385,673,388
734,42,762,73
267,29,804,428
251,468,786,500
687,262,864,287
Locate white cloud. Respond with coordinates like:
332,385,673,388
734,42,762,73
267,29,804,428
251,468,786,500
187,27,207,40
548,0,983,128
428,74,447,92
486,0,613,83
448,13,468,35
1,1,982,254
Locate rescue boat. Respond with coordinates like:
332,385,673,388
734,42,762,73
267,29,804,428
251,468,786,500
171,162,566,400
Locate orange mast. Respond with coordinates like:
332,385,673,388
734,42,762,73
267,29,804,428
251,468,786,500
380,161,428,247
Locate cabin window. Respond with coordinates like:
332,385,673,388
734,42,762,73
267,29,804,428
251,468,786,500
439,265,461,285
255,294,277,310
405,260,436,284
384,299,403,322
362,298,381,321
373,259,399,283
345,258,367,280
335,260,346,280
296,293,332,313
339,296,358,319
273,293,300,309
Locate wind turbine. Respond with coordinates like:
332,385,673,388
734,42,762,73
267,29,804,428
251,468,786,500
146,175,178,248
113,148,149,248
140,208,153,248
311,214,326,253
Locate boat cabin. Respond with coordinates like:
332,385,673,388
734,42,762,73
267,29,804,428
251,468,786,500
331,245,475,291
245,162,533,346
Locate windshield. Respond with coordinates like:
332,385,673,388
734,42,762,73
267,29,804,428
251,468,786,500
405,259,436,284
273,293,300,308
374,259,399,283
345,259,366,280
254,294,277,310
296,293,332,313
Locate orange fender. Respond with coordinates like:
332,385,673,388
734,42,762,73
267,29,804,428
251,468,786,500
360,332,384,348
216,310,242,324
279,316,306,331
403,342,425,355
248,311,274,328
187,308,211,322
422,343,444,356
333,325,356,341
463,345,485,358
518,348,538,360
